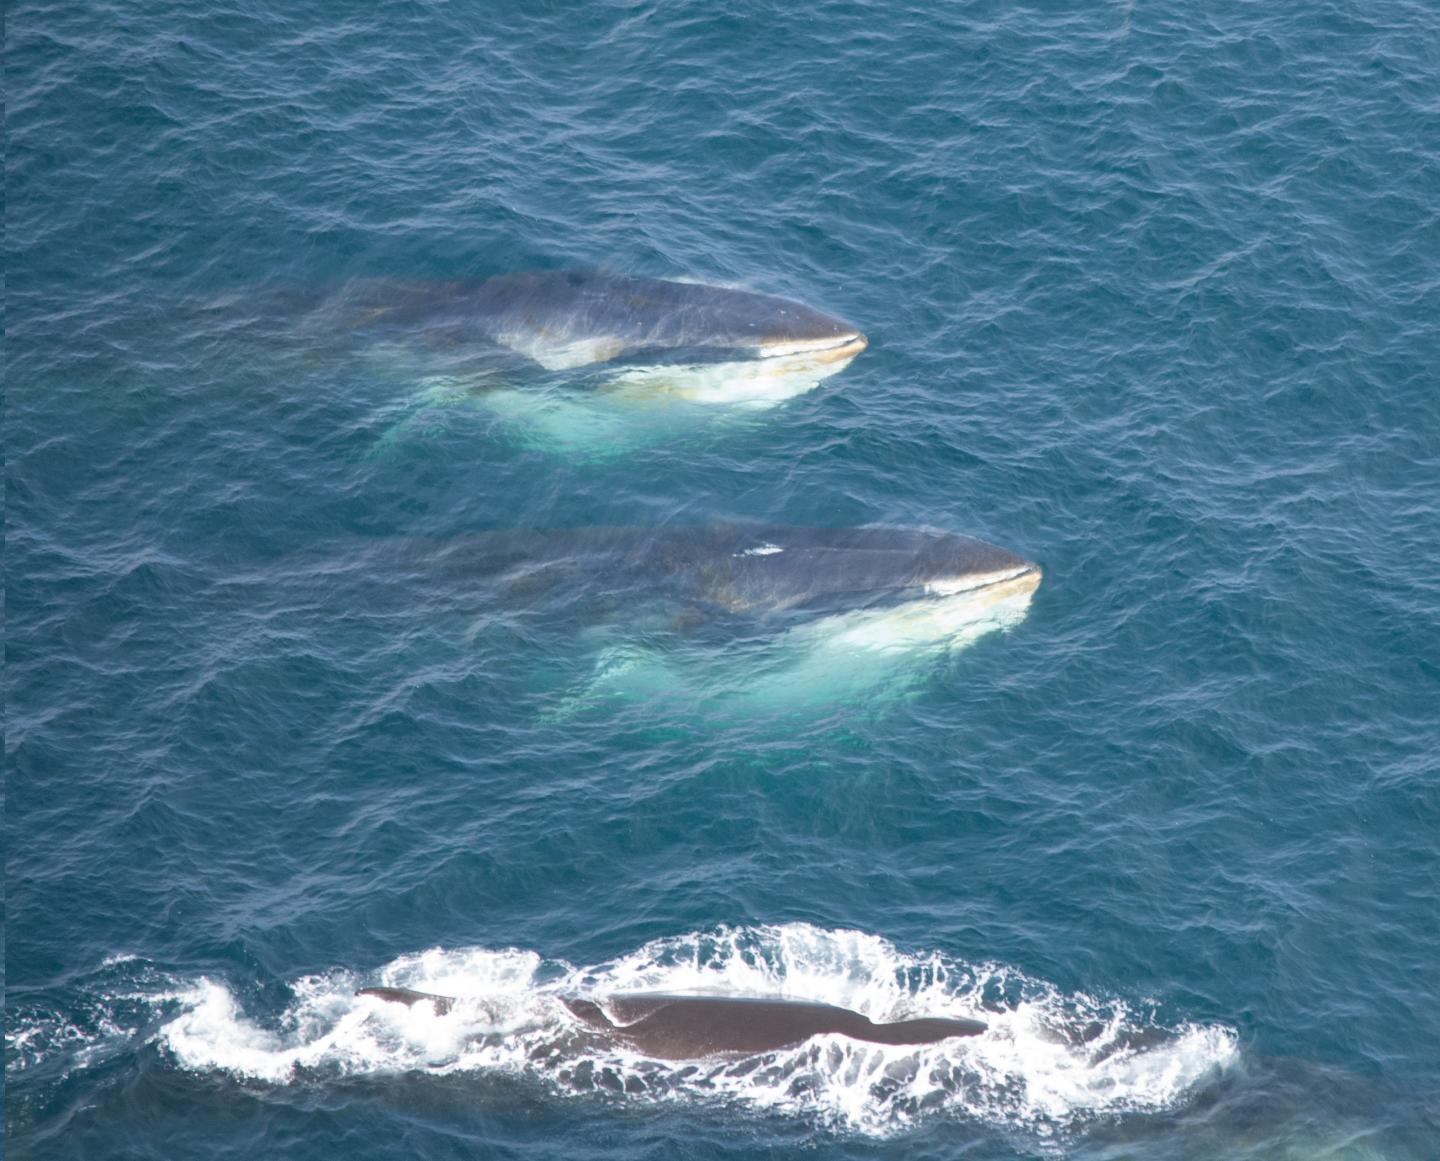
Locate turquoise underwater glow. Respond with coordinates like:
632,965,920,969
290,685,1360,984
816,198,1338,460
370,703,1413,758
6,1,1438,1158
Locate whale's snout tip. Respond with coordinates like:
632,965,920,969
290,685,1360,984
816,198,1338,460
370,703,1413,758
814,332,868,364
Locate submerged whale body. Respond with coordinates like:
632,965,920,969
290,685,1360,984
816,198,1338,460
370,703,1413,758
302,525,1042,712
307,271,867,405
403,524,1042,634
356,988,986,1060
332,270,866,370
461,270,868,372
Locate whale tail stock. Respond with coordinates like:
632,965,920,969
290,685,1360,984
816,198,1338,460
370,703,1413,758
851,1013,989,1044
560,996,614,1030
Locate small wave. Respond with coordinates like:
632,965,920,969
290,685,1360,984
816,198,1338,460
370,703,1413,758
5,957,192,1079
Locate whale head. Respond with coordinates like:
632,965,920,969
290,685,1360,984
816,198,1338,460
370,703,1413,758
716,527,1039,612
708,527,1042,651
471,272,867,393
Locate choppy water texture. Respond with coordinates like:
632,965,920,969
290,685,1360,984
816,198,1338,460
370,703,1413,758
7,1,1440,1158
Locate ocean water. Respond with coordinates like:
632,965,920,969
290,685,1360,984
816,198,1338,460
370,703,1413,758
6,0,1439,1158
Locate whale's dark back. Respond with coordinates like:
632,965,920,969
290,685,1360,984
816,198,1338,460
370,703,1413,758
466,271,858,354
355,986,986,1059
698,526,1037,614
563,993,986,1059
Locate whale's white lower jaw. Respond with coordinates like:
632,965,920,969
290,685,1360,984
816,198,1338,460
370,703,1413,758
601,345,864,405
925,566,1043,599
794,573,1041,655
754,334,869,362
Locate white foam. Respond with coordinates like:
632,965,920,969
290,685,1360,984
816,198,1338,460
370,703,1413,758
5,1014,100,1075
142,925,1236,1137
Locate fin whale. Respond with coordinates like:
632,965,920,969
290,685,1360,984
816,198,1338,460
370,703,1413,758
321,270,866,372
357,988,986,1059
380,524,1042,632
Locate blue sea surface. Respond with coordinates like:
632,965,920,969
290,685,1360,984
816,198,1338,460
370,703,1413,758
6,1,1439,1157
